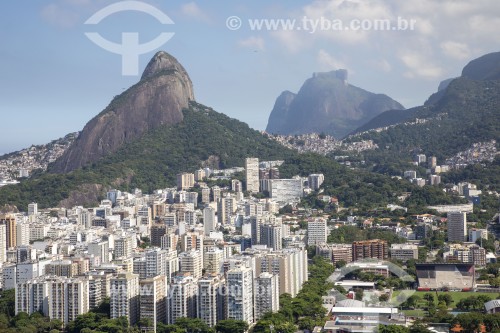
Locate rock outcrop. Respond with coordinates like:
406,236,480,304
51,51,194,173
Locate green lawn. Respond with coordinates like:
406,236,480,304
392,290,499,308
401,309,426,317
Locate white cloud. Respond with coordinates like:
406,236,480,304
180,2,210,22
270,30,307,53
238,36,265,51
440,41,471,60
371,59,392,72
400,52,443,79
317,49,347,71
40,3,80,28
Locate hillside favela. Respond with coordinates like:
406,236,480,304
1,2,500,333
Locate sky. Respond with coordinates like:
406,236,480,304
1,0,499,155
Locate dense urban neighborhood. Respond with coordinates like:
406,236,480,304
0,152,499,333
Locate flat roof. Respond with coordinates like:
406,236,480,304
331,307,398,314
335,281,376,287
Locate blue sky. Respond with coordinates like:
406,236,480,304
1,0,499,155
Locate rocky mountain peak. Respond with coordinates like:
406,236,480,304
142,51,187,80
51,51,195,173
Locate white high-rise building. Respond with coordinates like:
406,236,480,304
308,174,325,191
15,277,48,316
139,275,168,332
203,207,216,236
269,179,303,203
16,223,30,246
179,250,203,279
245,158,260,193
307,218,328,246
114,237,133,259
28,203,38,216
256,247,308,297
16,276,89,325
226,265,254,324
65,278,90,324
469,228,488,243
167,274,197,324
110,273,140,325
197,275,225,327
0,224,6,263
447,212,467,243
165,249,180,284
145,247,167,278
254,272,279,320
88,240,110,263
260,223,282,250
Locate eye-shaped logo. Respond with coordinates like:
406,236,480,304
84,1,174,76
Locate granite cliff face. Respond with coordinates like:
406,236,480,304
51,51,194,173
265,70,404,138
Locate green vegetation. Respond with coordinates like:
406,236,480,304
395,291,497,309
280,153,464,212
442,157,500,191
357,78,500,162
327,225,406,244
0,103,295,210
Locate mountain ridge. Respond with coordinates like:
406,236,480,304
350,51,500,135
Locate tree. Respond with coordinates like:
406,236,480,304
335,259,347,269
354,288,364,301
437,294,453,307
490,277,500,288
215,319,248,333
409,322,432,333
404,295,421,309
423,293,435,306
379,294,390,302
379,325,410,333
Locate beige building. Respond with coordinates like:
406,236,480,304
177,172,195,190
0,214,16,249
245,158,260,193
390,244,419,262
179,250,203,279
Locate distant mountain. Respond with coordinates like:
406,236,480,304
350,51,500,137
51,51,194,173
265,70,404,138
348,53,500,160
462,51,500,80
